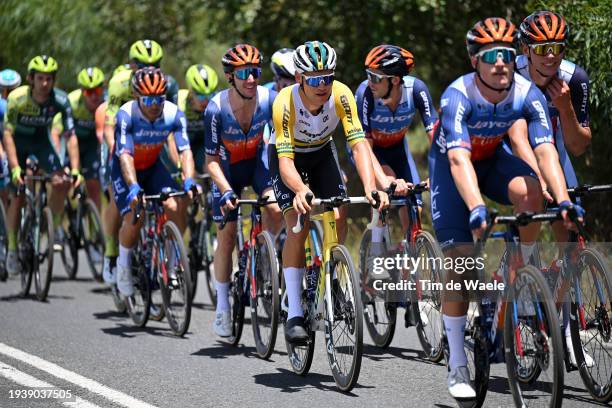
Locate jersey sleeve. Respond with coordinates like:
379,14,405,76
412,78,438,132
272,88,295,159
332,82,365,148
355,81,373,136
114,109,134,157
55,91,75,132
439,88,472,152
523,85,554,148
568,65,590,128
204,99,221,156
173,109,191,153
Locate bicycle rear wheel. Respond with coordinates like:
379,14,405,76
60,201,78,279
160,221,192,337
34,207,54,301
251,231,279,359
82,199,104,282
18,211,33,297
411,231,445,362
325,245,363,392
126,244,151,327
505,265,564,408
282,273,315,376
0,200,7,281
570,247,612,402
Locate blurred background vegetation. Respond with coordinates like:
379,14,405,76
1,0,610,243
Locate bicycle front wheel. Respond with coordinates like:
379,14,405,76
34,207,54,301
570,247,612,402
126,244,151,327
325,245,363,392
18,210,33,297
160,221,192,337
505,264,564,408
0,200,8,281
250,230,279,359
82,199,104,282
60,201,78,279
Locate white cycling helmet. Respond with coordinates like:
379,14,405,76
294,41,337,73
0,69,22,89
270,48,296,78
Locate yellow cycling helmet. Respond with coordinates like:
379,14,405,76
28,55,58,74
185,64,219,94
77,67,105,89
112,63,131,78
129,39,163,65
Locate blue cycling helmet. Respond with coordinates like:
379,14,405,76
0,69,22,89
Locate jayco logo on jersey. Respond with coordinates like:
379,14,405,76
471,120,514,130
419,91,432,118
531,100,550,130
436,132,446,154
371,114,413,123
454,102,465,133
135,128,168,137
224,126,242,136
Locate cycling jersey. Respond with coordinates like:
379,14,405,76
271,81,365,159
52,89,101,178
4,85,73,173
0,97,6,131
95,101,110,185
356,76,438,148
429,72,553,247
204,86,276,165
105,70,179,127
114,100,189,171
263,82,276,91
177,89,207,171
515,55,589,189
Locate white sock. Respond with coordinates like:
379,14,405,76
520,243,536,265
215,281,230,313
444,314,468,371
371,225,385,243
118,245,132,269
284,267,305,319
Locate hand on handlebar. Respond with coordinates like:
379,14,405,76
367,190,388,211
293,189,313,214
469,205,488,240
220,189,238,215
127,183,142,209
559,200,585,231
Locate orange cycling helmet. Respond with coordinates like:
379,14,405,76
466,17,517,56
519,11,568,45
365,45,414,77
131,67,167,96
221,44,262,73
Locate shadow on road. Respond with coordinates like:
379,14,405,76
0,293,73,302
362,344,442,365
253,367,373,395
191,302,215,311
93,310,128,321
192,341,258,359
101,323,175,339
53,276,94,283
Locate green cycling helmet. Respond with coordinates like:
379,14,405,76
28,55,58,74
185,64,219,94
129,39,163,65
112,63,130,78
77,67,105,89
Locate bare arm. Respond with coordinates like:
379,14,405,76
119,153,137,187
65,131,80,171
179,149,195,180
351,140,376,195
533,143,570,204
206,154,232,193
448,148,484,211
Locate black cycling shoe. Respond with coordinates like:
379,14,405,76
285,316,309,344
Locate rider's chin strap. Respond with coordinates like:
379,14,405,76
382,78,393,100
475,59,514,93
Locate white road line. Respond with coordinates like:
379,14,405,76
0,360,100,408
0,342,157,408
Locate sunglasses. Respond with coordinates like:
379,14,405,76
136,62,160,69
139,95,166,107
193,92,212,102
234,67,261,80
476,47,516,64
303,73,335,87
83,87,103,97
529,42,566,56
366,70,392,84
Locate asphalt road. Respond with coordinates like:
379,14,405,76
0,253,605,408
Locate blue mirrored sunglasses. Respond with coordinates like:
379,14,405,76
139,95,166,107
303,74,334,87
194,92,212,102
476,47,516,64
234,67,261,80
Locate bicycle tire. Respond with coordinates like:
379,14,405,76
505,264,564,408
187,220,201,303
34,207,54,301
160,221,192,337
227,267,246,346
82,199,104,282
0,200,8,281
411,231,445,362
18,210,33,297
127,242,151,327
60,200,78,279
358,229,396,348
251,230,280,359
283,272,315,376
325,245,363,392
570,247,612,403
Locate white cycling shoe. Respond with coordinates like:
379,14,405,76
213,311,232,337
116,263,134,297
448,366,476,400
566,334,595,368
6,250,19,276
102,257,116,285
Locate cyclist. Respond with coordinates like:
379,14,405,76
0,69,22,205
507,10,593,368
3,55,82,275
102,40,178,287
269,40,384,343
52,67,105,210
429,18,580,400
174,64,219,175
112,67,198,297
264,48,297,92
204,43,282,337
